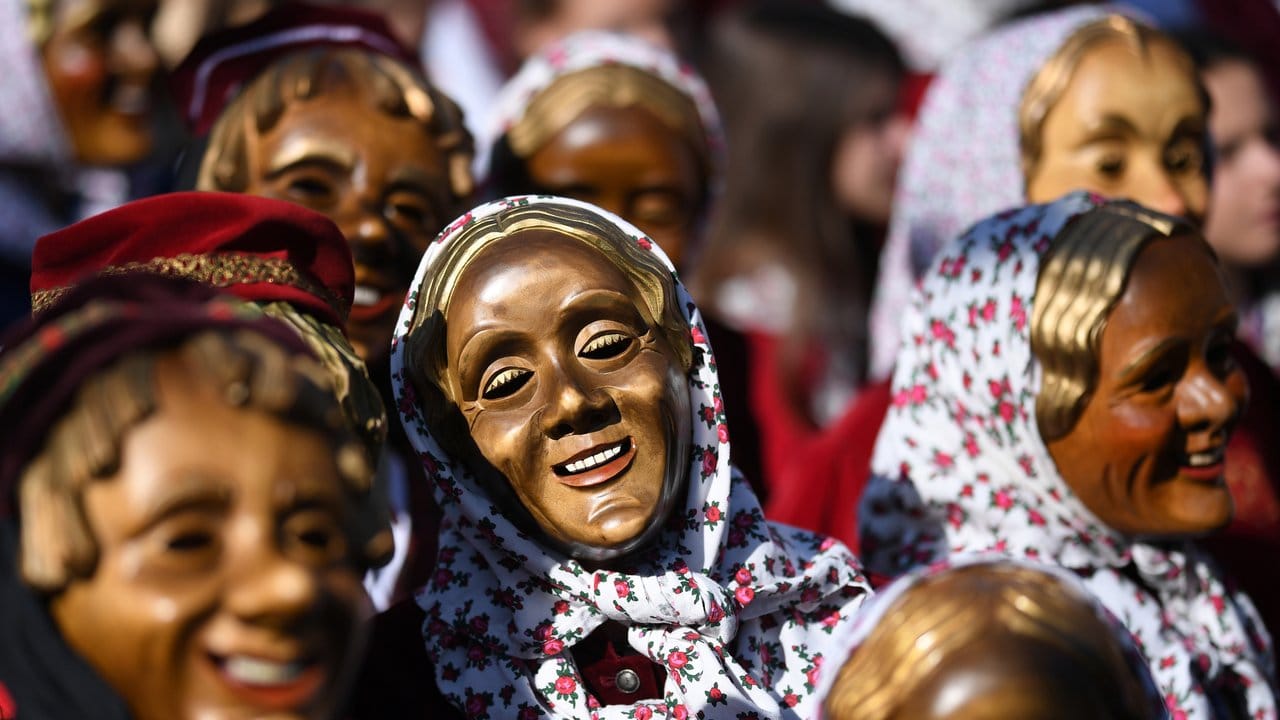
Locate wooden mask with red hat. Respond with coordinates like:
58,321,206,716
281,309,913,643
0,274,390,720
29,191,387,454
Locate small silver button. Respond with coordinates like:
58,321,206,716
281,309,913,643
616,668,641,694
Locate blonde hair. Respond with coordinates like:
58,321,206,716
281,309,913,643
504,64,710,171
19,330,388,592
825,563,1144,720
197,47,473,203
1019,15,1198,182
1032,202,1196,441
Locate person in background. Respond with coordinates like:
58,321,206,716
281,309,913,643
690,1,907,550
174,3,475,609
0,0,162,330
861,193,1276,717
1178,32,1280,372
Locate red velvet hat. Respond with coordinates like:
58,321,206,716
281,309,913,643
30,192,354,327
172,1,421,135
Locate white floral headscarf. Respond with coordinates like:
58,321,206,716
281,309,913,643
860,192,1277,719
389,195,870,719
478,30,724,188
867,4,1119,380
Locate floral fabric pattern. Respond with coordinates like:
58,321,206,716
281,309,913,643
389,195,870,718
860,192,1277,719
867,5,1116,379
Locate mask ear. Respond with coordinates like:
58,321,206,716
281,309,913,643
19,455,98,593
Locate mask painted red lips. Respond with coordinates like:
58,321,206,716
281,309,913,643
553,438,637,488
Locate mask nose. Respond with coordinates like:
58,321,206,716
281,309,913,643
111,19,159,82
1176,363,1244,438
540,363,619,440
224,543,321,629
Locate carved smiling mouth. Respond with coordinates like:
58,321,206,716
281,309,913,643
209,652,326,710
348,284,401,322
552,438,637,488
1180,446,1226,483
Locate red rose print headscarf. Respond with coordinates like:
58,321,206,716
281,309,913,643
860,192,1277,719
389,195,870,719
867,4,1120,380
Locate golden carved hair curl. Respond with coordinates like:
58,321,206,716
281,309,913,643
1018,15,1197,183
19,329,389,593
197,47,473,204
824,563,1142,720
1032,202,1194,441
505,65,710,173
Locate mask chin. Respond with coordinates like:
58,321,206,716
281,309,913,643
550,397,693,569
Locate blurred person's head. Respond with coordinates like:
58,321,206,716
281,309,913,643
1179,32,1280,270
695,2,905,415
185,6,474,366
1021,15,1208,224
485,31,720,271
25,0,162,165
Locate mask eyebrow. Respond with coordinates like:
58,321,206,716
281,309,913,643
131,473,231,538
1116,337,1183,384
265,137,357,176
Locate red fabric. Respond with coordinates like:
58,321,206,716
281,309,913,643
31,192,354,327
747,332,891,553
1204,342,1280,642
578,640,665,705
897,71,933,122
170,1,420,134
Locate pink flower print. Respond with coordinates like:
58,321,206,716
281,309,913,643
967,304,979,327
701,448,717,477
673,705,689,720
997,400,1015,424
636,236,653,250
947,503,965,529
1027,509,1046,526
713,393,724,413
960,483,974,497
910,384,927,404
708,600,726,623
614,579,631,598
963,434,979,458
434,568,454,588
635,707,653,720
988,378,1009,398
717,423,730,444
555,676,576,695
784,692,800,707
553,600,570,615
962,371,973,391
822,609,842,628
997,239,1015,263
930,319,956,347
932,450,954,470
994,490,1013,510
1211,594,1226,614
466,692,488,715
470,615,488,634
690,325,706,345
668,651,689,670
543,638,564,655
1010,294,1027,331
981,299,997,322
735,586,756,606
806,666,820,687
735,566,754,585
819,536,836,551
705,505,722,523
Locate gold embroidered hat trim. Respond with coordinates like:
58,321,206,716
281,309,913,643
31,252,348,317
